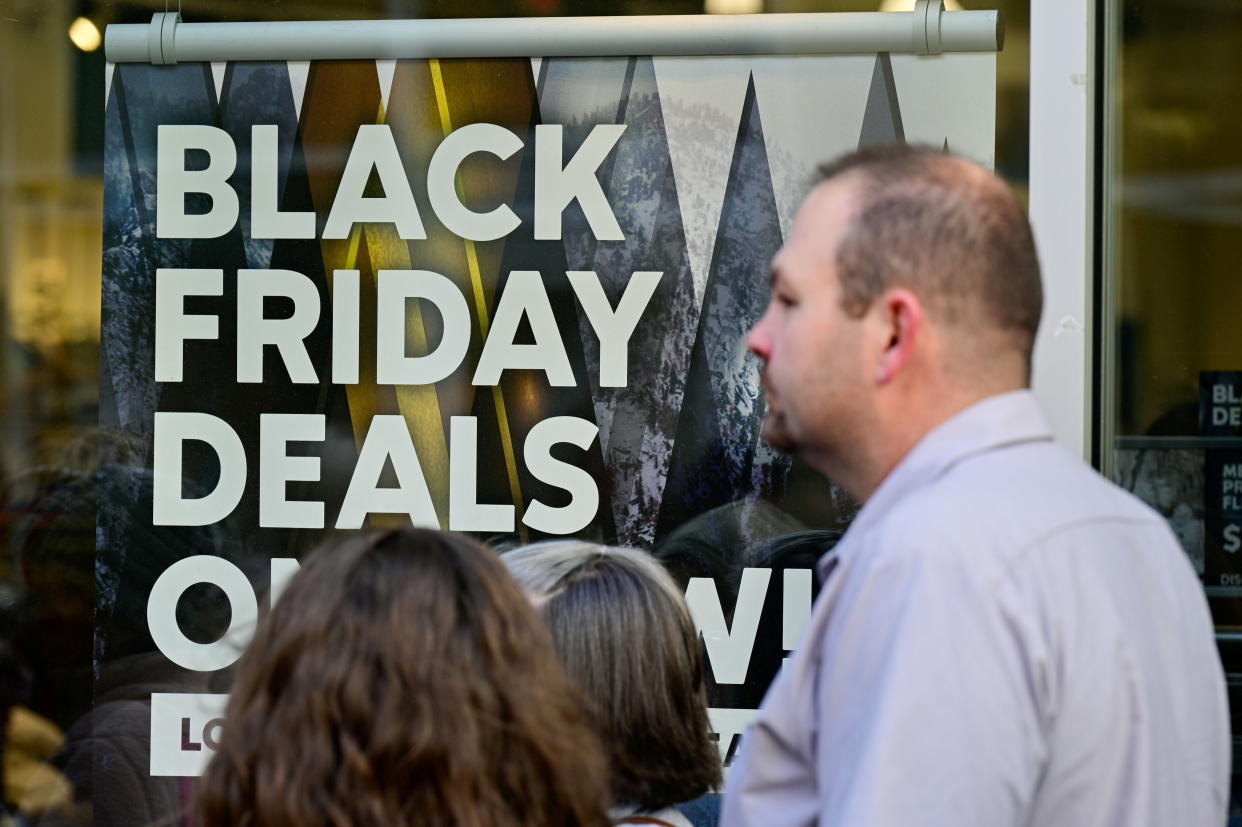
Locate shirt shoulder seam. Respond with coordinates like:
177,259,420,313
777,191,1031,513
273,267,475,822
998,512,1169,588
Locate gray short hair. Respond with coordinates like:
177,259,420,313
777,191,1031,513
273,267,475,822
502,541,722,810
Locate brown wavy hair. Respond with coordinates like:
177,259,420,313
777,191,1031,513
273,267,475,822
195,529,611,827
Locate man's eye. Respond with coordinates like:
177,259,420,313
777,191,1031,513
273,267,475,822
776,293,795,307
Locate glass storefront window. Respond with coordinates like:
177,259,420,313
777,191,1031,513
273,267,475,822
1101,0,1242,630
1099,0,1242,817
1,1,1027,822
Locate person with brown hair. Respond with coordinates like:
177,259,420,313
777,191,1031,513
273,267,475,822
502,541,722,827
195,528,612,827
722,145,1228,826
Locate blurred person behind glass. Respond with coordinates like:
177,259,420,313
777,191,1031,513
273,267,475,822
196,528,611,827
4,430,225,827
503,541,723,827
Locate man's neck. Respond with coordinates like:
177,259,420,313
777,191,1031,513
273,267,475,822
838,382,1027,503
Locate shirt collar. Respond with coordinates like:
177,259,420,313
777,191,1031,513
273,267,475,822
817,389,1053,579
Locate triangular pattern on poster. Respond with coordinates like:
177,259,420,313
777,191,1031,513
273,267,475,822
101,70,146,440
297,61,393,454
386,59,486,423
450,56,616,544
148,63,256,529
531,57,543,92
858,52,905,148
699,79,781,425
587,57,699,546
536,57,632,145
376,59,397,115
537,57,634,275
105,62,115,104
653,57,751,306
287,60,310,120
656,77,788,543
218,62,301,271
99,66,228,664
889,53,996,168
751,55,874,239
103,64,218,448
211,62,227,102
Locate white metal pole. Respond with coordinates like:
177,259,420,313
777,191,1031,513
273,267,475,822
1029,0,1094,461
105,10,1002,65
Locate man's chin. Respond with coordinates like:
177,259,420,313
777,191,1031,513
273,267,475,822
761,415,797,455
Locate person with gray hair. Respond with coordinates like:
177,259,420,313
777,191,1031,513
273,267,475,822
502,541,722,827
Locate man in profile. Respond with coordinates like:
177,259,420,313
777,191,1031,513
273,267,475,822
721,146,1229,826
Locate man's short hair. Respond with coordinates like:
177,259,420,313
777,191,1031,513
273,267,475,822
816,145,1043,365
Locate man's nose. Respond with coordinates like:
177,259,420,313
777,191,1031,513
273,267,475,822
747,317,771,361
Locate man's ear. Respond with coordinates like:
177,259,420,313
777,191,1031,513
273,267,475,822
873,289,923,385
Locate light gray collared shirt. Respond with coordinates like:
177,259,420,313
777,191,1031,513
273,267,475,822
722,390,1229,827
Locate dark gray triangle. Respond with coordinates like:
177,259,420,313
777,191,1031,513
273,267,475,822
656,76,791,546
104,64,217,451
859,53,905,147
537,57,633,275
219,62,300,270
586,56,699,546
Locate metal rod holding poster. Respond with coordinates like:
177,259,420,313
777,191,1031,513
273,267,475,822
105,8,1003,64
90,10,1000,816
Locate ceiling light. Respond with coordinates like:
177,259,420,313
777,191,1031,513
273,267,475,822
69,16,102,52
706,0,762,14
879,0,963,10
